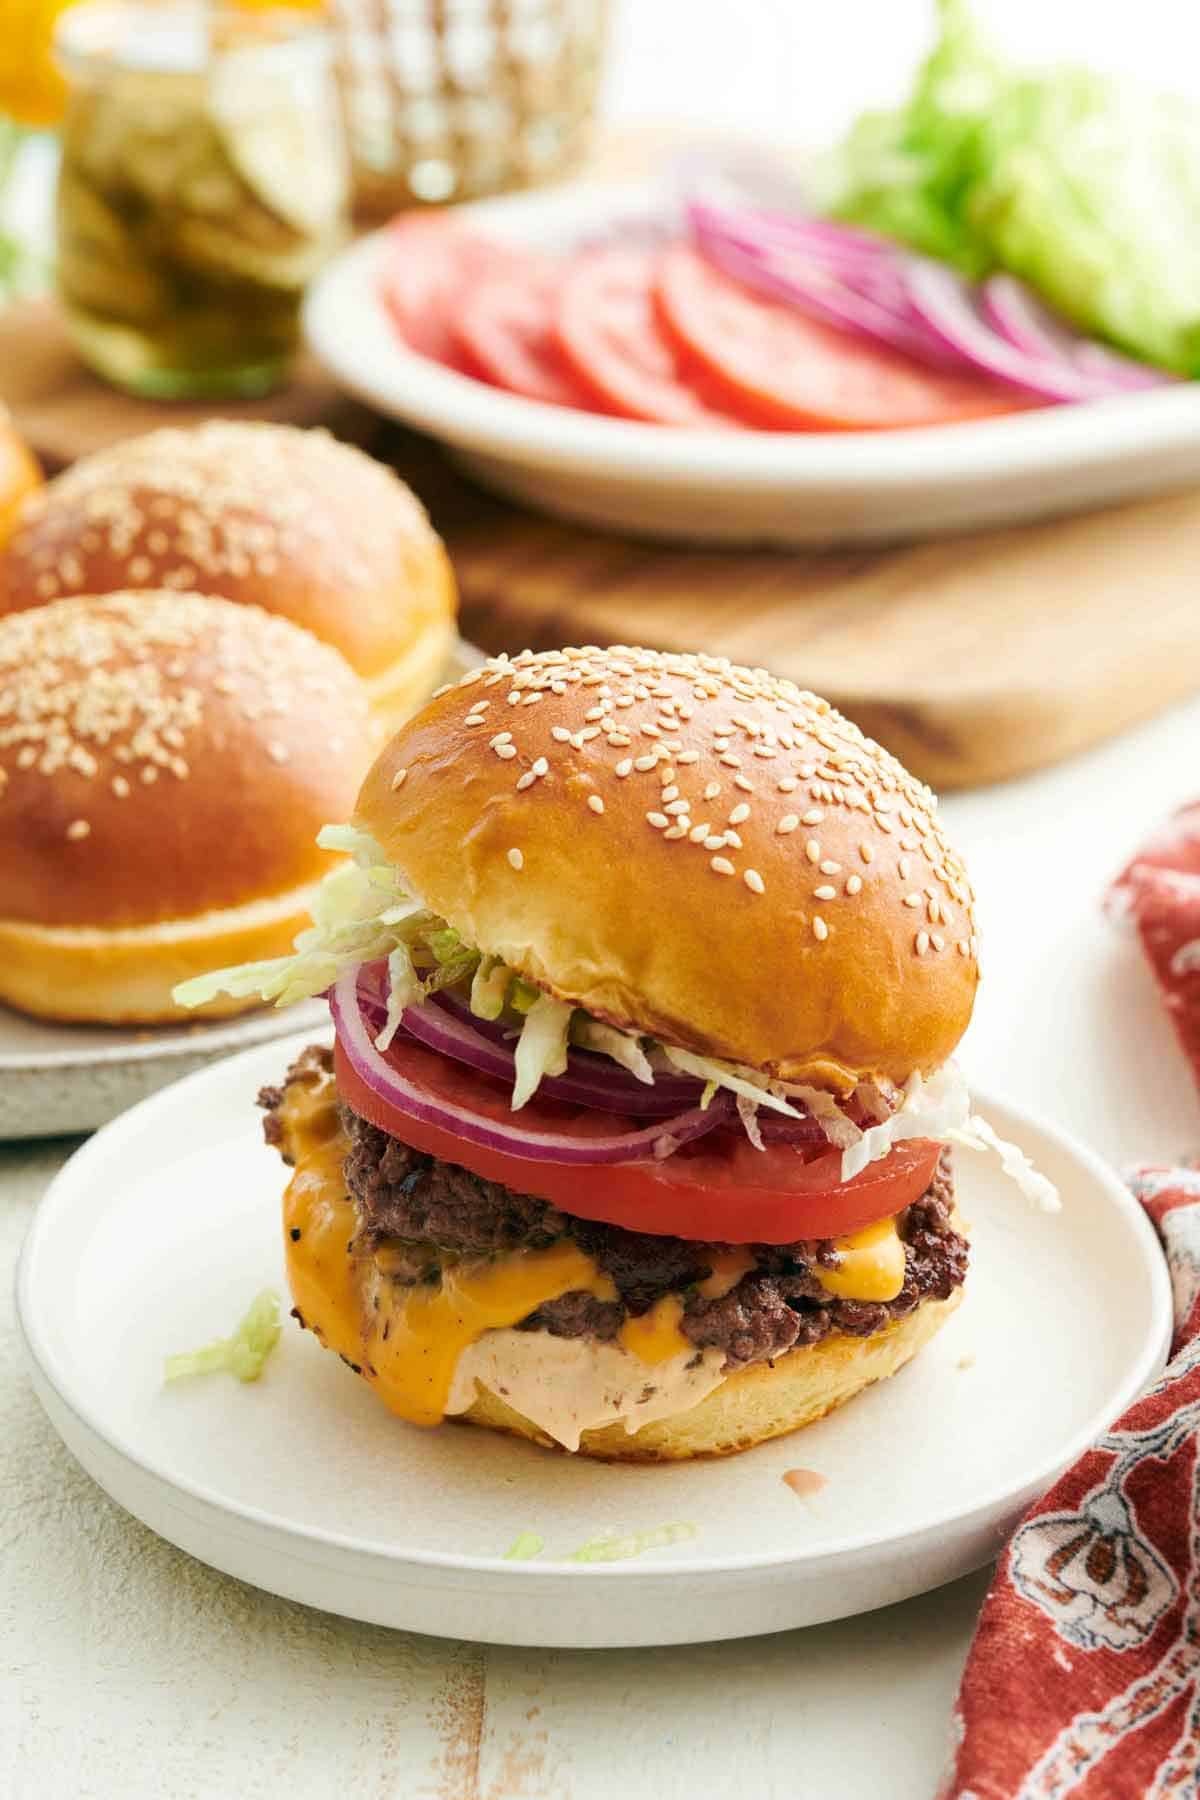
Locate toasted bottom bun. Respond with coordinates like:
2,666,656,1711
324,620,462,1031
0,881,322,1024
453,1288,963,1462
365,618,457,736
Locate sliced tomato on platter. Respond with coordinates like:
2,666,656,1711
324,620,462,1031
554,246,748,427
655,243,1035,431
451,269,597,408
377,216,537,373
333,1034,941,1244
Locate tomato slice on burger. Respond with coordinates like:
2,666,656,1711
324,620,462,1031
333,1034,941,1245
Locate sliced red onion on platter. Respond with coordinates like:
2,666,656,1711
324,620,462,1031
900,261,1108,401
331,968,731,1164
980,273,1175,392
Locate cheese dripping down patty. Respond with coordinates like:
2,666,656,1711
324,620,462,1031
275,1060,910,1448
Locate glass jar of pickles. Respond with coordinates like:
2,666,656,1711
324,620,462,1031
54,2,348,398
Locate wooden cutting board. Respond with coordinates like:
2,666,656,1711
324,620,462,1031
3,296,1200,790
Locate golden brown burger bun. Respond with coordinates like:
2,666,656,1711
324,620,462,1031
0,590,372,1023
0,421,457,725
356,646,980,1091
455,1285,963,1461
0,408,42,549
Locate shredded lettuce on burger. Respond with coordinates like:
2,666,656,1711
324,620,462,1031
174,827,1057,1208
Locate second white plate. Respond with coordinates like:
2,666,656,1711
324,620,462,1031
305,182,1200,548
18,1030,1171,1648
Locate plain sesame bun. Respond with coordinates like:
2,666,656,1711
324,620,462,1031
0,422,457,726
355,646,980,1091
455,1283,964,1461
0,407,41,548
0,590,372,1024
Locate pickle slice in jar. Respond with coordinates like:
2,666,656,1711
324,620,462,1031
208,54,345,239
55,170,172,324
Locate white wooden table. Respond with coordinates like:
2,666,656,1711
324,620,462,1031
3,690,1197,1800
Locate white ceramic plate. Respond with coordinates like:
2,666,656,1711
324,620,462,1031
18,1028,1171,1647
304,181,1200,548
0,640,482,1142
0,999,327,1143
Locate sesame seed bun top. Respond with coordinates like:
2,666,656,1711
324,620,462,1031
354,646,980,1092
0,589,372,930
0,422,457,702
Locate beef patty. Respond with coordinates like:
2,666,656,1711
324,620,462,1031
261,1045,967,1371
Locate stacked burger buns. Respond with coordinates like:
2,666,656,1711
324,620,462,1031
0,422,458,1024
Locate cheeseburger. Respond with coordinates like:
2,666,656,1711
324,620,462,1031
181,646,1052,1459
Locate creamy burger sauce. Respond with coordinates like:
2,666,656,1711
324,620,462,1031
276,1059,908,1447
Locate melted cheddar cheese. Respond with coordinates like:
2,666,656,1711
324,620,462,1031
812,1217,906,1303
278,1063,618,1427
619,1293,690,1364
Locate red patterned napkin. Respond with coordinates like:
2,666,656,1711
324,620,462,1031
940,808,1200,1799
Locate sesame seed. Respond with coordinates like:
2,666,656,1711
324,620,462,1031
777,777,798,793
704,835,725,851
860,844,874,864
931,933,945,952
915,931,930,955
703,781,721,801
66,819,90,841
489,731,512,746
507,847,524,870
677,750,699,764
744,868,765,895
615,758,633,777
802,808,824,825
532,756,549,777
777,814,799,835
845,874,863,895
267,742,289,765
805,840,821,863
689,822,710,843
464,714,485,727
957,940,970,956
723,829,742,849
111,775,130,798
634,754,657,772
664,823,689,840
661,784,680,802
647,812,669,829
495,744,517,760
516,771,536,791
819,860,841,876
607,732,631,747
719,753,741,769
551,726,572,742
390,767,408,790
711,856,735,875
664,799,690,816
587,794,604,814
733,774,754,793
813,917,829,941
903,894,922,909
814,884,837,900
898,856,911,879
728,802,751,825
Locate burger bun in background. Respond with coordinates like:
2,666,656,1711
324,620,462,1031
0,589,373,1024
0,420,457,729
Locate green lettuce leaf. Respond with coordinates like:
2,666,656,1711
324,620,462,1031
164,1290,282,1384
830,0,1200,372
